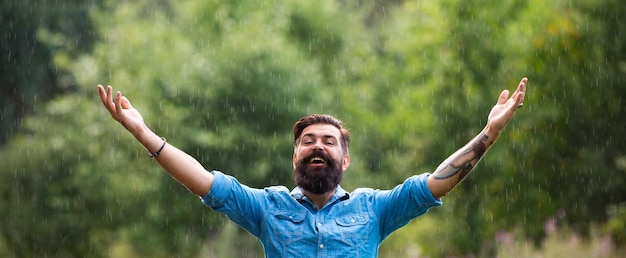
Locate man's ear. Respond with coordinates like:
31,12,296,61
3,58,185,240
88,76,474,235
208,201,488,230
292,151,297,170
341,154,350,172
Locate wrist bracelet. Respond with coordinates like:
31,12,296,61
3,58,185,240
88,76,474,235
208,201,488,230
149,137,167,158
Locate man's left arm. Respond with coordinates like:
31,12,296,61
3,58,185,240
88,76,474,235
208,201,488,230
427,77,527,199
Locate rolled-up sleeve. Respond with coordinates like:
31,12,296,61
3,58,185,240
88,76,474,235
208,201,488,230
201,171,230,209
200,170,266,237
374,173,443,239
407,173,442,209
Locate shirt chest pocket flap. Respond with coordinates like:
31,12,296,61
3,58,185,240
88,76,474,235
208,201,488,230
335,213,369,227
274,210,306,223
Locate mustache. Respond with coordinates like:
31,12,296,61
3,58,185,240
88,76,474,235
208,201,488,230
294,149,343,195
301,149,333,164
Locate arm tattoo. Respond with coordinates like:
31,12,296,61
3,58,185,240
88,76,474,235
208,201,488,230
433,134,489,183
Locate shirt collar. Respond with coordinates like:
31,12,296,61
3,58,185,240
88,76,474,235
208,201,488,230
291,185,350,203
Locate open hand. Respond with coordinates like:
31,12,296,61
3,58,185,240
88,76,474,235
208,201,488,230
97,85,146,136
487,77,527,133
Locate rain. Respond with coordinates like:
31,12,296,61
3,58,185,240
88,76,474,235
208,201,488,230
0,0,625,257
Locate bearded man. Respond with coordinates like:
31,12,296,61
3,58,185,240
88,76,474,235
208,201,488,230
97,77,527,257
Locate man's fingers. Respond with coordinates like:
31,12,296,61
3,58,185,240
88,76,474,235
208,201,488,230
97,84,117,115
500,78,528,109
515,92,524,104
115,91,124,117
97,85,107,104
516,78,527,92
515,77,527,108
97,85,109,105
498,90,509,105
106,86,114,106
120,96,133,109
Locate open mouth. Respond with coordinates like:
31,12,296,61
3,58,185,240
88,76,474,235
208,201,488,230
310,157,325,164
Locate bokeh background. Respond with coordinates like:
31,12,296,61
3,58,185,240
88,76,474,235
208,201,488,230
1,0,625,257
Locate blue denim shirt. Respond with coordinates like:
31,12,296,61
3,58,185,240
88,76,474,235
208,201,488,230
202,171,442,258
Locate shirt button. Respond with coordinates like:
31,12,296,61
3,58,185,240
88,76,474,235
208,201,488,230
319,244,324,249
317,223,322,227
351,219,355,223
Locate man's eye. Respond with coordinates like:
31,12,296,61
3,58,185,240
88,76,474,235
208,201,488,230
326,141,334,145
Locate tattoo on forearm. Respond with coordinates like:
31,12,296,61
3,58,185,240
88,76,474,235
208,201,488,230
433,134,489,183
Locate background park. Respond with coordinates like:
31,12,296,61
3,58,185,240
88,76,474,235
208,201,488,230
1,0,625,257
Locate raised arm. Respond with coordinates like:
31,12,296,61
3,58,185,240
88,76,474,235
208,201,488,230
426,77,527,199
97,85,214,196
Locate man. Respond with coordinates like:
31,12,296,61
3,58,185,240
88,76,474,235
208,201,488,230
97,77,527,257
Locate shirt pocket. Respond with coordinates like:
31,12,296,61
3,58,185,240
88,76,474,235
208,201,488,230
272,210,307,245
334,212,370,247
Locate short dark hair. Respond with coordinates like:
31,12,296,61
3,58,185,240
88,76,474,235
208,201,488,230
293,114,350,154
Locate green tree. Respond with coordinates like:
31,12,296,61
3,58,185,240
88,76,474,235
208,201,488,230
503,0,626,243
379,0,626,256
0,94,149,257
0,0,99,144
0,0,349,256
343,0,626,256
2,0,624,257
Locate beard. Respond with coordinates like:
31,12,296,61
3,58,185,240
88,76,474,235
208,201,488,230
293,150,343,195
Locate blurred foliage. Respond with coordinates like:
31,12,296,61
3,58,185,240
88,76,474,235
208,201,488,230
0,0,100,144
1,0,625,257
604,203,626,245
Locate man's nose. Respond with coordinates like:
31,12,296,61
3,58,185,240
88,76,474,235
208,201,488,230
313,140,324,150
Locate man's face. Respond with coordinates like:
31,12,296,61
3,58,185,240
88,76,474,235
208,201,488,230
293,124,350,194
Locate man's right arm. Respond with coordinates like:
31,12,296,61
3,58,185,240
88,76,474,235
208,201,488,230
135,128,214,196
97,85,213,197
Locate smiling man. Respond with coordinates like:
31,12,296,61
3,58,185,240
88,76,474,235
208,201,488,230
292,119,350,206
97,77,527,257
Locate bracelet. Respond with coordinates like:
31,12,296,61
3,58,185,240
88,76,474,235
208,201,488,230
148,137,167,158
